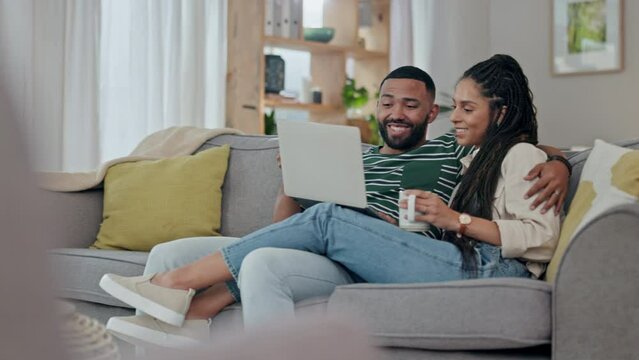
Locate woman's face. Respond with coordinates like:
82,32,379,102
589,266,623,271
450,78,495,147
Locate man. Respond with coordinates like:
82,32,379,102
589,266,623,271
109,66,570,344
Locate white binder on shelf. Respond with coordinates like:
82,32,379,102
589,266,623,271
279,0,292,38
265,0,275,36
289,0,302,40
273,0,283,37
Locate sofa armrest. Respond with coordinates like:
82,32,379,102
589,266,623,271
41,189,103,248
553,203,639,360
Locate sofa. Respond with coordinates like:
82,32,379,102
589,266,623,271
47,134,639,359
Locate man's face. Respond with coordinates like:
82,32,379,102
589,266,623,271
376,78,439,154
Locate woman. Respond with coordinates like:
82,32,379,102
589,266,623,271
101,54,560,347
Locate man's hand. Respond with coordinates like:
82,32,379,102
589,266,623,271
524,160,570,215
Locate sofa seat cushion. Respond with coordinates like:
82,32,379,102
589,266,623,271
327,278,551,351
48,248,148,307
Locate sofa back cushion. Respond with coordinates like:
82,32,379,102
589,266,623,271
198,135,282,237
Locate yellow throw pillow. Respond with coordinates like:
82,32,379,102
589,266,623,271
92,145,230,251
545,140,639,282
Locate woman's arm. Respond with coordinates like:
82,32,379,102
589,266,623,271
402,144,560,256
492,144,560,260
400,191,503,245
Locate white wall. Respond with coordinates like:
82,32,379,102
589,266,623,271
490,0,638,148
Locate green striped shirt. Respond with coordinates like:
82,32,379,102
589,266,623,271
363,131,474,239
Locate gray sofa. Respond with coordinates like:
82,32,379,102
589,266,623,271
47,134,639,359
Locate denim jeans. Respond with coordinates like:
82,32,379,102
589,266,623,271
143,236,353,328
238,248,354,327
222,203,530,301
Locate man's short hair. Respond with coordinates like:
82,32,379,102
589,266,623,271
380,66,436,97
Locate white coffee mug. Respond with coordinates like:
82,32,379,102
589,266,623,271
398,190,429,232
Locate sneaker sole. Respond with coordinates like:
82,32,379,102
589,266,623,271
99,274,186,327
106,317,200,349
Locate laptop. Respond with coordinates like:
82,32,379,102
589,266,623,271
277,120,378,217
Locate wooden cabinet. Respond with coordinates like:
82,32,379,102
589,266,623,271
226,0,390,135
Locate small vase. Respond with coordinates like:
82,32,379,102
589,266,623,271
346,107,364,119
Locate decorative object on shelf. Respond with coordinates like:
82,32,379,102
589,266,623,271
266,0,302,38
57,301,120,360
300,76,312,103
265,54,285,94
311,87,323,104
552,0,624,76
357,37,366,49
303,27,335,43
342,77,369,119
264,109,277,135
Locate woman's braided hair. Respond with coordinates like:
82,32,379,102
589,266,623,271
443,54,539,275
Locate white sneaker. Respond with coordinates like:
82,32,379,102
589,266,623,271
107,314,209,349
99,273,195,327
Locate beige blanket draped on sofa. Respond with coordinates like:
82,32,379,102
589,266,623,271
38,127,243,192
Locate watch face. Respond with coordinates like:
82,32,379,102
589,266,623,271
459,213,472,225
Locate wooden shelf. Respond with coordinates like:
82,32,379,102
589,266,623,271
264,99,344,113
226,0,389,134
263,36,387,60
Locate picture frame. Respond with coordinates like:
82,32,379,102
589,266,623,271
552,0,624,76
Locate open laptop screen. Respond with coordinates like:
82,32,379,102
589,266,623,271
277,120,368,209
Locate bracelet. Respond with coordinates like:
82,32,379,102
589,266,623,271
547,154,572,176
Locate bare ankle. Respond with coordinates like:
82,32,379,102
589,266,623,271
150,272,177,288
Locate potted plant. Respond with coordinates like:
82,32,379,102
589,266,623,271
264,110,277,135
342,77,369,119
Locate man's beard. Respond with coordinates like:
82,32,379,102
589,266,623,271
378,118,428,151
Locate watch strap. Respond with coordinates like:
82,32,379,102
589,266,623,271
547,154,572,176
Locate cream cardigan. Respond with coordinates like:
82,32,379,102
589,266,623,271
460,143,561,278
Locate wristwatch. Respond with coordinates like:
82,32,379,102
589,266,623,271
457,213,472,238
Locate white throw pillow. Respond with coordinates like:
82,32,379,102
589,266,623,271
545,139,639,282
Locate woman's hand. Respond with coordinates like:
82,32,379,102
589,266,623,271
400,190,460,231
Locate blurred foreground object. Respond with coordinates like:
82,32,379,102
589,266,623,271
0,86,66,358
58,301,120,360
144,316,379,360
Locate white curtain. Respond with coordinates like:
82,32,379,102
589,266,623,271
100,0,227,162
389,0,413,70
411,0,491,95
0,0,100,172
410,0,491,139
0,0,227,171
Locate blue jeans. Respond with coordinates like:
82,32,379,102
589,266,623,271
222,203,530,301
238,248,354,328
143,237,353,328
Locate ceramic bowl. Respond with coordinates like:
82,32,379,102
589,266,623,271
303,27,335,43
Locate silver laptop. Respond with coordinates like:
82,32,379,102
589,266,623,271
277,120,368,209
